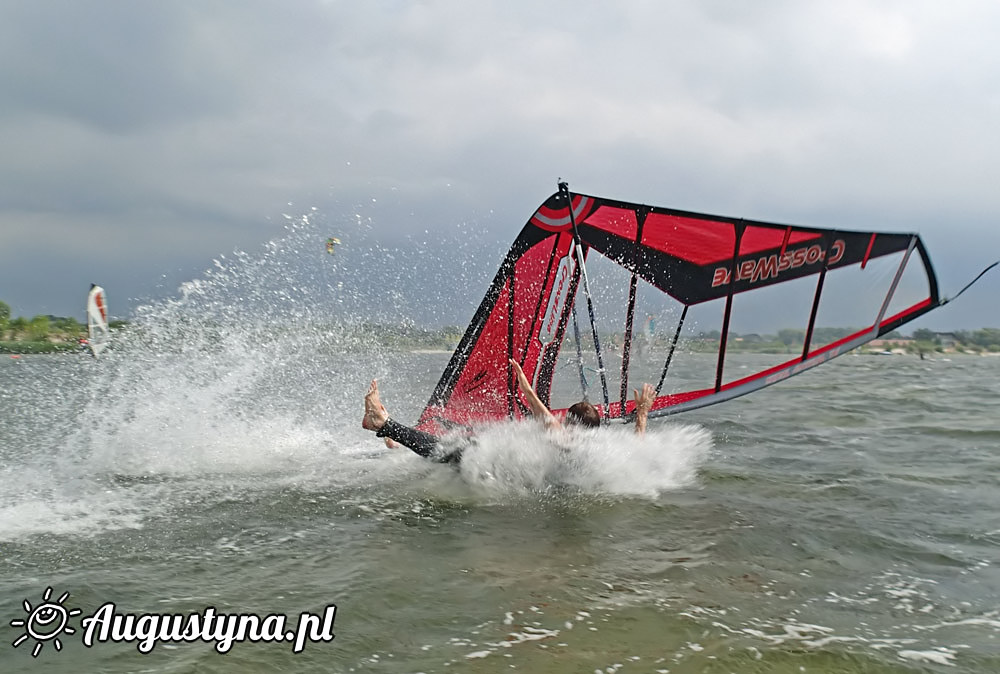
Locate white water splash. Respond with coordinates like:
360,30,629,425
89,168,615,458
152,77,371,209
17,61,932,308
0,209,461,540
454,420,711,499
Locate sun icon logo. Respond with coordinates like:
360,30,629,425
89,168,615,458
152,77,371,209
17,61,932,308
10,587,82,657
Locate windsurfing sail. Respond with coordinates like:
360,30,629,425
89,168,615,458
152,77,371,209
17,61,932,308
86,284,111,358
416,183,949,435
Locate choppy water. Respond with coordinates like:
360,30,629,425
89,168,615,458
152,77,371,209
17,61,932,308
3,220,999,673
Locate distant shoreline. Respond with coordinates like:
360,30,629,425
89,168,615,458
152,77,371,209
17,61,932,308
4,340,999,358
0,341,83,355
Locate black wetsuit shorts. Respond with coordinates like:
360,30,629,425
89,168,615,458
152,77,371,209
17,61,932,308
376,418,463,465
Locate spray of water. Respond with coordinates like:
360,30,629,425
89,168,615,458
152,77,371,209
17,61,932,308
0,208,712,540
455,422,711,500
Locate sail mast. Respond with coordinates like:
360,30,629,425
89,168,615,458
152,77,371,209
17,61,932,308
559,181,610,415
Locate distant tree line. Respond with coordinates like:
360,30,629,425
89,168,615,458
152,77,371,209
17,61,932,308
1,295,997,354
912,327,1000,351
0,299,125,352
1,300,78,338
686,326,1000,354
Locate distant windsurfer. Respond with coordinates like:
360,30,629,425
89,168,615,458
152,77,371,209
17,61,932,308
361,359,656,463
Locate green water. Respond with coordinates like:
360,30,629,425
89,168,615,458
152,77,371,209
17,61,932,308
2,349,999,673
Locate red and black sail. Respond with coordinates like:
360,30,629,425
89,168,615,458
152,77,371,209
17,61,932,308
416,187,941,434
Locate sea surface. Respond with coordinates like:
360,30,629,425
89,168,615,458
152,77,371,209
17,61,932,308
2,220,999,673
3,345,999,673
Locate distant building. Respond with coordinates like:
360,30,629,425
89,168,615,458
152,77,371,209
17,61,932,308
869,338,913,349
934,332,961,348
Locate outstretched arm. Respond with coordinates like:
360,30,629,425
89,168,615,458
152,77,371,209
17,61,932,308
509,359,559,429
633,383,655,436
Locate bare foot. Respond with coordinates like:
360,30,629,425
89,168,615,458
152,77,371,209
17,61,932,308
362,379,389,431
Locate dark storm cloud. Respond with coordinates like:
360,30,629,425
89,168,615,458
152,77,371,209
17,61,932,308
0,0,998,327
0,2,242,132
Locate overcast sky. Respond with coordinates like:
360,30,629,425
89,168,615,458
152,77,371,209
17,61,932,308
1,0,998,330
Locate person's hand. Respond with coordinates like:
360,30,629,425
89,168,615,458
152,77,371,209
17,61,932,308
634,383,654,414
633,383,655,435
509,358,531,393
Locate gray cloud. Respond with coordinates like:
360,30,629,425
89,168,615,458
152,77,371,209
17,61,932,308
1,0,997,328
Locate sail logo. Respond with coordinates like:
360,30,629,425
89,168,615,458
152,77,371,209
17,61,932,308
539,251,576,344
711,239,845,288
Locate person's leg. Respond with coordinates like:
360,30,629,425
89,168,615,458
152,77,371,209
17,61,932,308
376,418,441,458
363,379,443,459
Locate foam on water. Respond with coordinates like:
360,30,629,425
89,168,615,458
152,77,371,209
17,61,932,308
454,421,711,499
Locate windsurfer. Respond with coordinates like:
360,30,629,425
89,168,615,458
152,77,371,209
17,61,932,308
361,360,656,463
508,358,655,435
508,358,654,435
